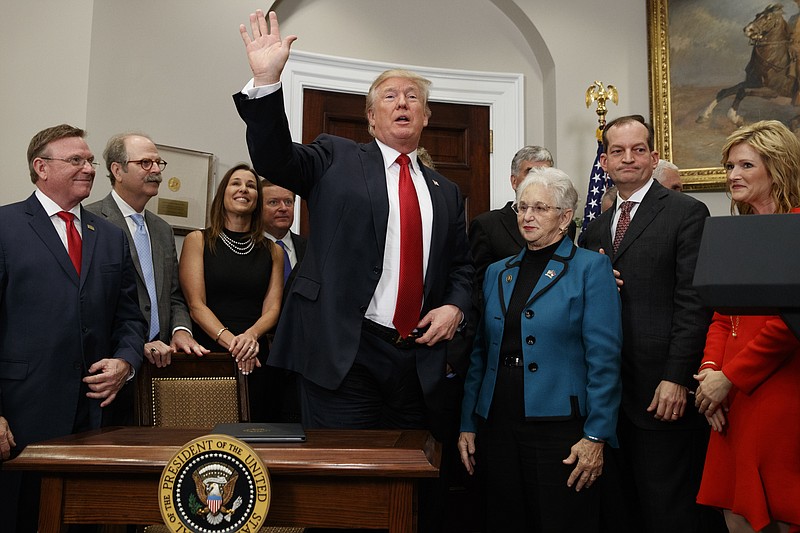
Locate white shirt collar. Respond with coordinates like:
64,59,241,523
616,178,655,210
35,189,81,219
374,138,421,175
265,231,293,249
111,189,141,218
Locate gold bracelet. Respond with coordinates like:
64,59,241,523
215,326,229,343
698,361,720,371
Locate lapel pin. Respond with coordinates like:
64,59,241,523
506,274,513,282
432,179,440,187
87,224,95,231
545,269,556,279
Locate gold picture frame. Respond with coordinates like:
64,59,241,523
647,1,798,191
647,0,725,191
154,144,215,235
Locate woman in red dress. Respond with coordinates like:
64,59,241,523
694,120,800,533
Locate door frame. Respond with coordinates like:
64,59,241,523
280,50,524,226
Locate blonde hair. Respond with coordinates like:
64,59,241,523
365,69,432,137
721,120,800,214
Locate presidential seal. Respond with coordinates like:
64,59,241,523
159,434,270,533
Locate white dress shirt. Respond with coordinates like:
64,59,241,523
35,189,82,251
242,79,435,329
612,178,655,238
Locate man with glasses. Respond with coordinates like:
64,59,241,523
86,133,208,395
0,124,146,532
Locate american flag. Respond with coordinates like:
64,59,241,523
579,139,613,239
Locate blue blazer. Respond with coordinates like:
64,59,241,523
0,194,146,451
233,89,473,397
460,237,622,446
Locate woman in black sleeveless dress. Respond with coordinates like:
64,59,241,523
180,163,284,421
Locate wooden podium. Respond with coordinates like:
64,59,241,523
5,426,441,532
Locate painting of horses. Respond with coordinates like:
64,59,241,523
648,0,800,190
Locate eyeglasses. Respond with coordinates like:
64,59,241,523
128,159,168,171
511,202,563,216
41,156,99,168
265,198,295,208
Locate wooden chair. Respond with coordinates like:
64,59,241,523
135,353,301,533
136,352,250,427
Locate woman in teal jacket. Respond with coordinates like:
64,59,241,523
458,167,622,533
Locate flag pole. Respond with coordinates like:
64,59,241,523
578,81,619,242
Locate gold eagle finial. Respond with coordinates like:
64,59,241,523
585,81,619,131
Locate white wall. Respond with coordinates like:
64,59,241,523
1,0,95,203
0,0,730,214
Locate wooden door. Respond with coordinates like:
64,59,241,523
299,88,490,235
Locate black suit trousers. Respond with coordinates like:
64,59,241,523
600,412,726,533
299,327,429,430
479,367,599,533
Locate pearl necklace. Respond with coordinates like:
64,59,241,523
219,231,254,255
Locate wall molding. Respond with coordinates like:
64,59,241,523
282,50,524,208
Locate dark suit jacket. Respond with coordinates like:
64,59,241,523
86,193,191,342
0,194,146,450
468,201,525,293
284,230,306,303
234,89,474,397
582,181,711,430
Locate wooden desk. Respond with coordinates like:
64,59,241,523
5,426,440,533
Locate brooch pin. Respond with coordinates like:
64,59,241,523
545,269,556,279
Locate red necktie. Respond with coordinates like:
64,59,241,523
613,201,634,254
57,211,82,275
393,154,423,338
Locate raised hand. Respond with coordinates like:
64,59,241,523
239,10,297,87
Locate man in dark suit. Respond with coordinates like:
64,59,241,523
234,10,472,433
582,115,722,533
0,124,146,532
86,133,208,367
260,178,306,300
259,178,306,422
